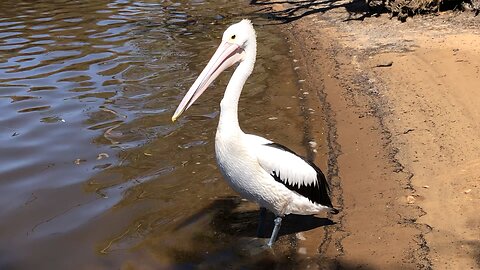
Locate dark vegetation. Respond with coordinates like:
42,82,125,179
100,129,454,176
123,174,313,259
368,0,480,21
250,0,480,22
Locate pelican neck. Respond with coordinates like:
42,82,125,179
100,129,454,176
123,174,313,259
218,56,254,135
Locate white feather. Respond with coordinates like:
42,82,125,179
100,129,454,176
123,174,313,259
246,135,318,187
215,133,330,216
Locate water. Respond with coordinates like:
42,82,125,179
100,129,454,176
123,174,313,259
0,0,309,268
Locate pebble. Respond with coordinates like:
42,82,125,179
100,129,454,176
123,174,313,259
97,153,109,160
406,195,416,204
464,189,472,194
374,61,393,68
296,232,306,240
74,158,86,165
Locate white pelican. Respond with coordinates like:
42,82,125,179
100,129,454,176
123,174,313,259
172,19,338,247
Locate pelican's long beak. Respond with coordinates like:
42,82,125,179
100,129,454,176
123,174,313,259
172,41,245,122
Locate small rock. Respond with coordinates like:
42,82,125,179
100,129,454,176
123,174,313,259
298,247,307,255
268,117,278,120
213,14,224,20
374,61,393,68
406,195,416,204
97,153,109,160
423,185,429,189
464,189,472,194
74,158,86,165
296,232,306,240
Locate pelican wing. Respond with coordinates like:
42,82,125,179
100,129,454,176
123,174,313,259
255,141,334,207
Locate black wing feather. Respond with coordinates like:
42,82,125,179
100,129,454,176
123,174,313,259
265,143,335,210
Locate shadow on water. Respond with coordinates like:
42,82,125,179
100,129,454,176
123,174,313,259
174,196,335,238
166,196,338,269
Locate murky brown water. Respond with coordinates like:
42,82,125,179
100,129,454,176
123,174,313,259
0,0,310,269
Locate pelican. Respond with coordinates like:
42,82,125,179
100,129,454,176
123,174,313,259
172,19,338,247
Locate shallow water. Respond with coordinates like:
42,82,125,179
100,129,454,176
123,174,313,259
0,0,309,268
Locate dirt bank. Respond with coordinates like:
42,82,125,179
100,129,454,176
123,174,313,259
258,1,480,269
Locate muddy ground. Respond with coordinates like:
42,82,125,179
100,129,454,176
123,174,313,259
254,1,480,269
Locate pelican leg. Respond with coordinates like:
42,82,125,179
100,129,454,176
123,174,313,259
267,216,282,247
256,207,267,237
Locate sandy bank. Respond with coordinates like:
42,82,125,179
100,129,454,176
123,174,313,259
263,2,480,268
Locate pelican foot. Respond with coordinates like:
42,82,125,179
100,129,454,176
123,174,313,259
237,237,270,256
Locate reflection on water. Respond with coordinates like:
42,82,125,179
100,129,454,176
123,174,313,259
0,0,310,269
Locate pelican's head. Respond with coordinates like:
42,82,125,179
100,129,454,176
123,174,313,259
172,19,257,122
222,19,256,55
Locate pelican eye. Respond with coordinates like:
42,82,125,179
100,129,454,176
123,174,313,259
231,35,236,39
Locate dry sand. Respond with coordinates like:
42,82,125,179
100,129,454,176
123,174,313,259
257,1,480,269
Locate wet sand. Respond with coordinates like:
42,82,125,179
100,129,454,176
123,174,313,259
261,1,480,268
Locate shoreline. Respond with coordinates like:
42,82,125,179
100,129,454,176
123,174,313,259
285,21,427,268
269,2,480,268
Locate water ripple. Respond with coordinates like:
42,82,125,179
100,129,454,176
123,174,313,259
0,0,301,269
